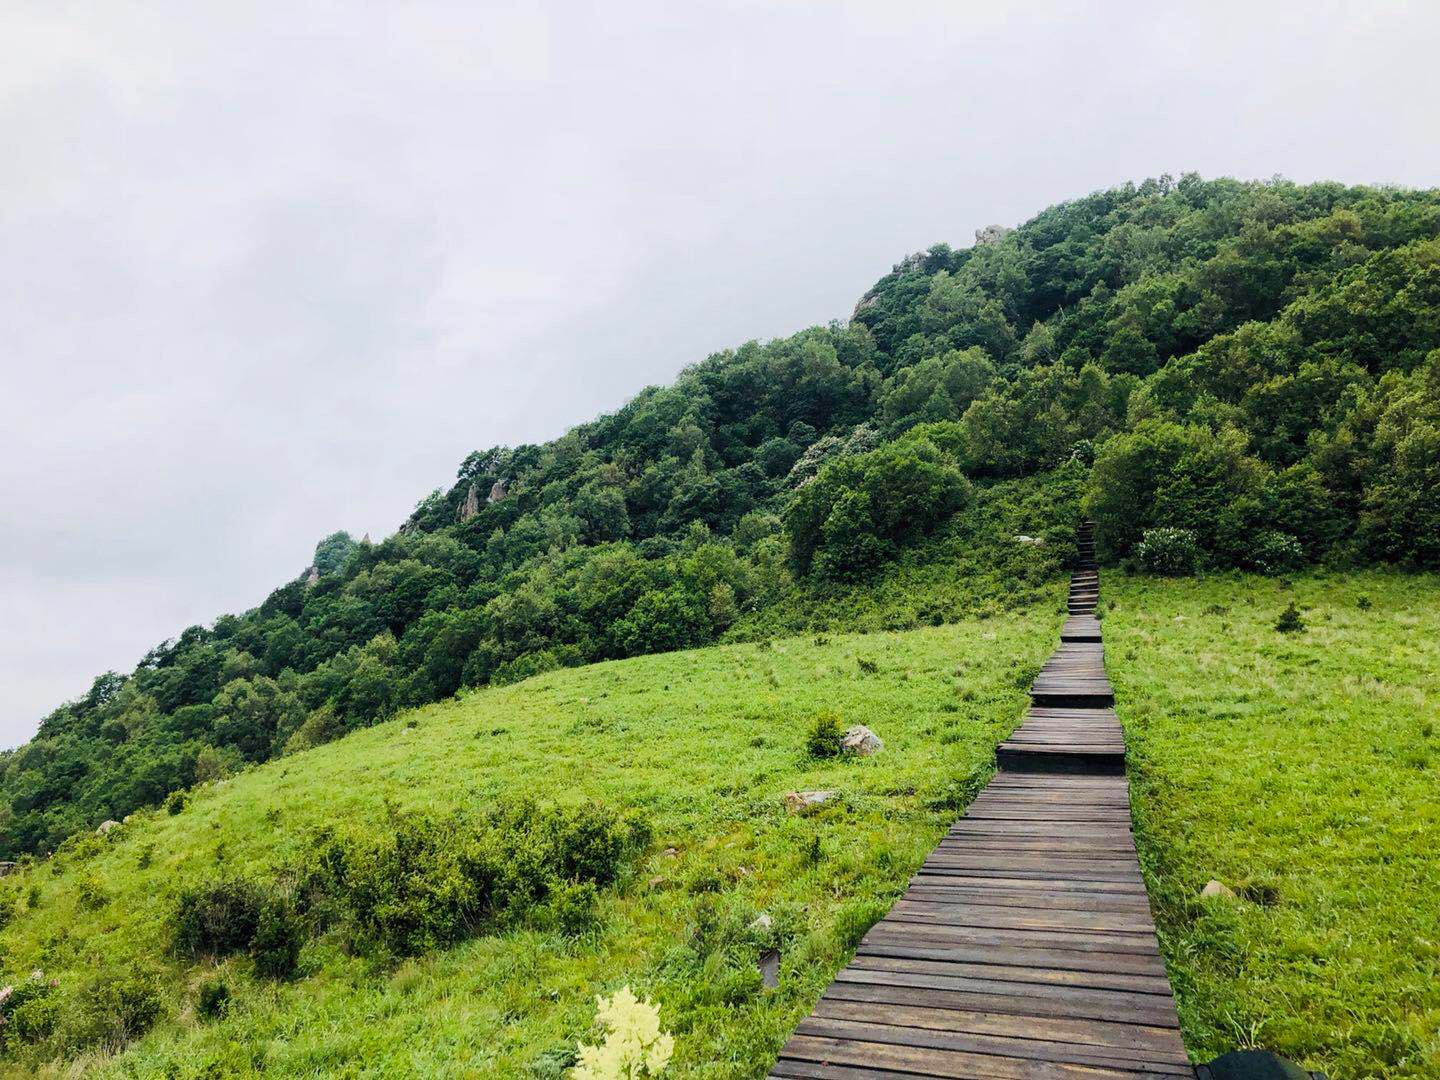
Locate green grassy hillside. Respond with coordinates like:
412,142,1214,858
1109,571,1440,1078
0,605,1057,1077
4,571,1437,1077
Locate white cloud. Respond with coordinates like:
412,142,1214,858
3,0,1439,744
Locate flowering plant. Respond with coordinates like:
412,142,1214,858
572,986,673,1078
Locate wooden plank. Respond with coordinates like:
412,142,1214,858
798,1015,1190,1073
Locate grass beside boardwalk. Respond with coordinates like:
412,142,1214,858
1105,571,1440,1080
0,608,1055,1077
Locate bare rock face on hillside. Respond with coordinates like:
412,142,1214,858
841,725,883,756
457,482,482,523
487,478,508,503
974,224,1012,246
304,566,320,587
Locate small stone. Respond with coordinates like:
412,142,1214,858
96,819,121,836
748,913,773,932
662,847,679,858
1201,879,1237,900
841,726,883,756
758,948,781,989
1013,534,1043,545
648,875,665,889
784,790,835,812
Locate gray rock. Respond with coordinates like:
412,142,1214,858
785,790,835,812
974,224,1012,246
758,948,781,989
748,913,773,933
304,565,320,587
96,819,121,835
1201,879,1237,900
0,861,17,877
457,482,482,523
487,478,508,503
841,725,883,756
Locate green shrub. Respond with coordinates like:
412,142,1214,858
172,877,303,979
172,878,266,959
251,897,304,979
0,971,60,1052
1275,601,1306,633
786,437,973,581
195,975,231,1020
304,801,649,957
1135,528,1202,576
70,968,162,1051
1249,530,1305,575
164,790,188,815
76,873,107,910
804,712,844,759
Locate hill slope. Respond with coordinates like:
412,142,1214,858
0,605,1056,1076
6,175,1440,862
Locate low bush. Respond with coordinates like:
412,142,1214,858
171,878,301,979
172,878,266,958
1275,601,1305,633
804,712,845,759
1135,528,1201,576
1249,530,1305,575
195,975,231,1020
304,800,650,957
70,968,161,1052
0,971,60,1052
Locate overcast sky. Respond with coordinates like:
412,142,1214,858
2,1,1438,748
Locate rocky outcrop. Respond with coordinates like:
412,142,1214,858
304,566,320,587
974,224,1012,246
487,478,508,504
457,482,482,523
96,819,121,835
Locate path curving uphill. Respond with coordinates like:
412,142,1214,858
770,521,1190,1078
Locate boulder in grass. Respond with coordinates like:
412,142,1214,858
841,725,883,756
96,819,121,836
1201,879,1237,900
784,790,835,813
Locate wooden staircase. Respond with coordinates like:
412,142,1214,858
769,521,1190,1078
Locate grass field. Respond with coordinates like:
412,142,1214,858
5,568,1436,1078
1105,571,1440,1079
0,607,1056,1077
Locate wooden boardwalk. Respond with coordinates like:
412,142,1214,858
771,523,1190,1078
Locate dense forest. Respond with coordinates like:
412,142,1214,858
4,174,1438,859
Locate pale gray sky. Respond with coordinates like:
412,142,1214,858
3,1,1438,747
